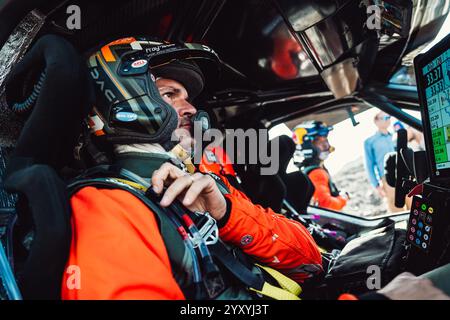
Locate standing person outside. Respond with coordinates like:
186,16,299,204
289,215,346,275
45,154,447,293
364,111,402,213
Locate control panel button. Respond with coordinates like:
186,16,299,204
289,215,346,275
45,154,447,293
422,242,427,249
428,207,434,214
425,226,431,232
409,235,415,241
423,234,429,241
418,222,424,229
417,230,422,237
413,209,419,215
416,239,421,245
426,215,433,224
410,227,416,233
412,219,417,225
421,204,427,211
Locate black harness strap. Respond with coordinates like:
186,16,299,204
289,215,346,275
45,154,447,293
304,165,340,197
209,242,265,291
69,175,265,291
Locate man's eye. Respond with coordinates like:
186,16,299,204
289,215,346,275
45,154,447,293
162,92,174,99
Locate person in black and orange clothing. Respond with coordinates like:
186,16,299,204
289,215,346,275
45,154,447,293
292,121,348,211
4,35,324,300
5,35,450,302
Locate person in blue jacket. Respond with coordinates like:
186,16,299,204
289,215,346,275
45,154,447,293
363,111,401,213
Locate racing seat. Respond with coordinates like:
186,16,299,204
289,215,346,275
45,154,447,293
234,160,287,212
0,147,20,300
230,126,287,212
275,135,315,213
253,174,286,212
0,34,92,300
1,162,72,300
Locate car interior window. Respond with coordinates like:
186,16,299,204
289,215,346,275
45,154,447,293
270,106,423,217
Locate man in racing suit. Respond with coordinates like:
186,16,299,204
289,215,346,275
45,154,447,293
293,121,348,211
59,37,322,299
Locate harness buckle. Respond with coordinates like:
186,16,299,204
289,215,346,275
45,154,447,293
190,212,219,247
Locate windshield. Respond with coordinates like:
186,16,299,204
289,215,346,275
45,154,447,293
270,107,423,217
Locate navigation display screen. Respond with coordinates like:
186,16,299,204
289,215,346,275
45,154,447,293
423,48,450,171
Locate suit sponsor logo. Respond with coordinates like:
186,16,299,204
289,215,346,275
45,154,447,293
115,112,138,122
240,234,253,246
131,59,148,68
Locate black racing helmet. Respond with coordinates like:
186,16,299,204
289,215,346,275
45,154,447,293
86,37,220,150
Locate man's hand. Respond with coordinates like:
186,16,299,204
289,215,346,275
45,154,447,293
151,162,227,220
376,185,386,198
378,272,450,300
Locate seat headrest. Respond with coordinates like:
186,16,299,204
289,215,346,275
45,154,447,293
273,135,296,175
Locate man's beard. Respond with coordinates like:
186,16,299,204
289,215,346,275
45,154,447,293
173,116,197,152
178,117,192,131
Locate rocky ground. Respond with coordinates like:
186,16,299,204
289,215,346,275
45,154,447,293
332,156,388,217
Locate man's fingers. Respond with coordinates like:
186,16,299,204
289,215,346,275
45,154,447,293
160,174,195,207
182,175,213,207
152,163,185,193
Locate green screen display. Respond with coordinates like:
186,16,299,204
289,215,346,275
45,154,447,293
423,48,450,172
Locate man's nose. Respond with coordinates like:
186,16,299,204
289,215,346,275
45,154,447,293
177,99,197,118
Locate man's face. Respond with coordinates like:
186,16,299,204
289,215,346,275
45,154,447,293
156,78,197,130
312,136,330,152
374,112,391,130
156,78,197,149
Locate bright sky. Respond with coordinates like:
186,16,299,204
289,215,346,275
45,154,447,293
319,108,380,175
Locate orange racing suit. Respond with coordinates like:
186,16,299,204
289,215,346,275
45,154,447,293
308,167,347,211
61,173,322,299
